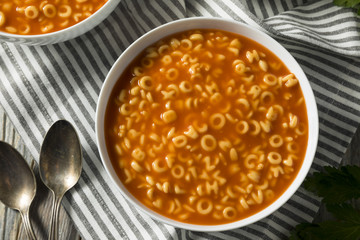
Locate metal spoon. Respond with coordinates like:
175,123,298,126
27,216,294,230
39,120,82,240
0,141,37,240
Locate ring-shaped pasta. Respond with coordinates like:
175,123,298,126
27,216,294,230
171,164,185,179
235,121,249,135
223,206,237,219
200,134,217,152
42,4,57,18
133,67,144,76
166,68,179,81
120,103,131,115
161,55,172,65
179,81,192,93
249,120,261,136
180,39,193,50
158,44,170,55
141,58,154,68
18,24,31,35
269,134,283,148
210,92,223,105
25,6,39,19
196,198,213,215
236,98,250,111
267,152,282,164
139,76,154,91
152,158,168,173
295,122,307,136
193,121,208,133
209,113,226,130
58,5,72,18
260,91,275,105
172,135,187,148
287,142,299,153
263,73,278,86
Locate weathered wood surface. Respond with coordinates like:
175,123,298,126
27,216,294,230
0,102,359,239
0,106,81,240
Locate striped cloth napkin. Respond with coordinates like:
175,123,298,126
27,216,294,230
1,0,359,239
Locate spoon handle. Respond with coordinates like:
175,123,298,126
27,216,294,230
20,209,36,240
49,193,63,240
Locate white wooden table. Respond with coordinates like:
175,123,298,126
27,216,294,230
0,104,359,240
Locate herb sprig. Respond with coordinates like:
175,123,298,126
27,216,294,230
290,166,360,240
333,0,360,15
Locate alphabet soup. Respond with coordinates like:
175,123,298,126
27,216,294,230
104,29,308,225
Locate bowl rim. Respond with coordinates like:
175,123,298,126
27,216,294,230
0,0,119,39
96,17,319,232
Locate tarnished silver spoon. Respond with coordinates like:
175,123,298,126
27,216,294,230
0,141,37,240
39,120,82,240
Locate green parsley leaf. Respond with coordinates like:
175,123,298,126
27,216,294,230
290,204,360,240
333,0,360,15
290,223,326,240
303,165,360,204
333,0,360,8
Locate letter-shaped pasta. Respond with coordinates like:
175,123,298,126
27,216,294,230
266,106,278,121
247,85,261,99
184,125,199,139
162,110,177,123
259,60,268,72
229,148,238,161
209,113,226,130
244,154,258,169
0,11,5,27
235,121,249,135
190,33,204,42
196,198,213,215
131,161,144,173
131,148,145,161
200,134,217,152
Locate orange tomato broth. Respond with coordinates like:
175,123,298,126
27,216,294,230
0,0,108,35
105,29,308,225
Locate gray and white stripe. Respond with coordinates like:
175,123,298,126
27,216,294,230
1,0,359,239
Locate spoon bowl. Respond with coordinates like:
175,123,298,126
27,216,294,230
39,120,82,240
0,141,37,240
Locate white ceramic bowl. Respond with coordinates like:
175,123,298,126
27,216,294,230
96,17,319,231
0,0,121,45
